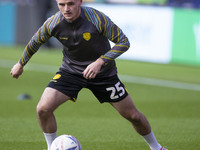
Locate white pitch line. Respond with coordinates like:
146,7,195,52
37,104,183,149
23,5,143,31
1,59,200,91
119,75,200,91
0,59,58,73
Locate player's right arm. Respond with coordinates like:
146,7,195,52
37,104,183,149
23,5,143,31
19,14,57,66
10,12,62,79
10,62,23,79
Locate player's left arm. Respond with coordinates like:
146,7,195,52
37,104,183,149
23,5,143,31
82,8,130,79
99,12,130,63
83,24,129,79
83,7,130,62
82,57,104,79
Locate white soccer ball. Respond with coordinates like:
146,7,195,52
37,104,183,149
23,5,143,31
50,135,82,150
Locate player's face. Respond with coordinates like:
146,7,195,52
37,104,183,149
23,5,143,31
56,0,82,22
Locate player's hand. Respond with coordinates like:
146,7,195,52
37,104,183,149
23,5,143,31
10,62,24,79
82,58,104,79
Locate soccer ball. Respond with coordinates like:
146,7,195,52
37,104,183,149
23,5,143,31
50,135,82,150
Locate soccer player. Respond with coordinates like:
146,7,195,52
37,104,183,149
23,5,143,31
10,0,167,150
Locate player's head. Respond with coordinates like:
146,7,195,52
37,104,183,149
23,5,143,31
56,0,82,22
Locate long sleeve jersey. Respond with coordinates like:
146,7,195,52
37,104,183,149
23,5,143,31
19,6,130,77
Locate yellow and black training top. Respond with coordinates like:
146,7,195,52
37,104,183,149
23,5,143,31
19,6,130,77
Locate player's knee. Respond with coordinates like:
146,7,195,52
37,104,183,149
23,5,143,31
36,104,52,119
125,111,142,125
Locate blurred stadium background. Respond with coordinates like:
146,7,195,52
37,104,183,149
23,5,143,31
1,0,200,66
1,0,200,150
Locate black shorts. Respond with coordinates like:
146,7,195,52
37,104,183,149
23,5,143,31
47,70,128,103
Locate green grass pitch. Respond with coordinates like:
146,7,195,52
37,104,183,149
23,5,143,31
0,45,200,150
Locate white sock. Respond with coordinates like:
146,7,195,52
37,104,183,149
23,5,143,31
43,132,57,150
142,131,162,150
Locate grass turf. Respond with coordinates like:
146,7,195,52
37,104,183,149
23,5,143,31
0,45,200,149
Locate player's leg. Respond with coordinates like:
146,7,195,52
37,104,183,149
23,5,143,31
37,87,70,133
36,87,71,150
110,94,151,135
37,70,84,150
110,95,162,150
89,74,164,150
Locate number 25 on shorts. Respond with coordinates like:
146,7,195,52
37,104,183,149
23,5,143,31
106,81,126,100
